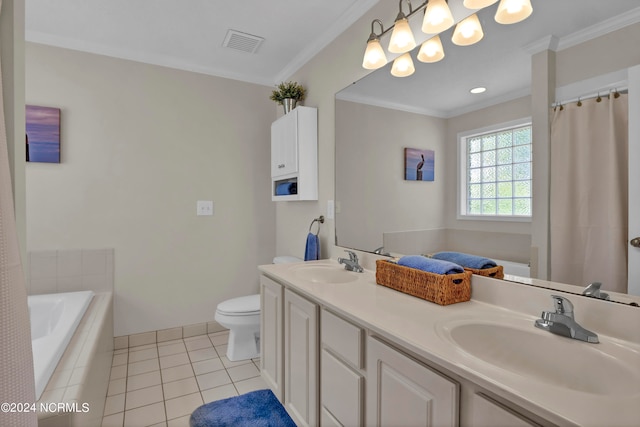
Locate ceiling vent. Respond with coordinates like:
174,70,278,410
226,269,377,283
223,30,264,54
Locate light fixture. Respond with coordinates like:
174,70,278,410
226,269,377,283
362,20,388,70
360,0,532,77
388,0,417,53
463,0,499,9
495,0,533,24
391,53,416,77
470,86,487,94
422,0,454,34
452,13,484,46
417,35,445,63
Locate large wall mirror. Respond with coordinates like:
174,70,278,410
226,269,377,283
335,0,640,304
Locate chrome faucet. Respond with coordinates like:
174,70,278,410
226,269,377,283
534,295,599,343
582,282,610,301
338,250,364,273
373,246,391,256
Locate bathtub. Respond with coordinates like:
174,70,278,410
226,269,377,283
29,290,94,400
494,258,530,278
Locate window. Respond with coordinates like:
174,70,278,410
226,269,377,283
459,119,532,219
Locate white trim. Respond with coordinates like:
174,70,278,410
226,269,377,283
457,117,533,221
274,0,379,83
554,69,628,105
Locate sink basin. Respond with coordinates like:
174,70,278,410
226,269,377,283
292,265,359,284
438,317,640,396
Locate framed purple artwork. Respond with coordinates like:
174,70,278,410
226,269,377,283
404,148,434,181
26,105,61,163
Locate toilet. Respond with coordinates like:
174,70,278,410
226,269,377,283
215,256,301,361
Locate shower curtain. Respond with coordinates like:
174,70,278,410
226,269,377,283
0,0,38,424
550,93,629,293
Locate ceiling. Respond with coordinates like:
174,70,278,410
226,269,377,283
25,1,640,116
25,0,378,86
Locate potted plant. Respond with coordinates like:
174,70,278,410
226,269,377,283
270,81,307,113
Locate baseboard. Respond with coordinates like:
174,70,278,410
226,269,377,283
114,321,227,350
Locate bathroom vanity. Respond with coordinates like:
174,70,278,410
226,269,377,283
259,260,640,427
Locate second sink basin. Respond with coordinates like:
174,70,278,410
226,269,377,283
438,316,640,396
292,265,359,284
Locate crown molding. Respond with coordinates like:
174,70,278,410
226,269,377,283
25,31,275,87
525,6,640,55
273,0,379,83
557,6,640,51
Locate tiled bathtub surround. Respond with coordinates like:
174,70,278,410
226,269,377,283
27,248,114,295
38,292,114,427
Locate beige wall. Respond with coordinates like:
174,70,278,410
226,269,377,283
26,43,277,336
335,99,447,252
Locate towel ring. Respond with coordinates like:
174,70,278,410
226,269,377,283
308,215,325,235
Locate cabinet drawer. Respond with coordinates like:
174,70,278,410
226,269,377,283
471,394,540,427
321,349,364,427
321,309,363,369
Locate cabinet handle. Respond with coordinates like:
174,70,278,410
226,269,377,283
278,164,285,169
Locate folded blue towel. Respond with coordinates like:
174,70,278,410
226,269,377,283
304,233,319,261
397,255,464,275
431,251,497,270
275,182,297,196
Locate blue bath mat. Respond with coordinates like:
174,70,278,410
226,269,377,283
189,389,296,427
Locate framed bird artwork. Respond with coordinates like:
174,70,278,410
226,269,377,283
404,148,434,181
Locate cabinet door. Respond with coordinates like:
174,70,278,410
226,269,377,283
367,336,459,427
321,348,364,427
260,276,283,401
284,288,319,427
271,112,298,177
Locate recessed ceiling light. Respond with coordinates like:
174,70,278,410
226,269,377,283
470,87,486,94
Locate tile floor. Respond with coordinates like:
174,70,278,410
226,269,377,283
101,331,268,427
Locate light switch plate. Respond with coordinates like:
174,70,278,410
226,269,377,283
197,200,214,216
327,200,335,219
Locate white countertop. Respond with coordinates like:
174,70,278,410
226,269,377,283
259,259,640,427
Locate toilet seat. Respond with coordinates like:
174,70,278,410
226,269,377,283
216,294,260,316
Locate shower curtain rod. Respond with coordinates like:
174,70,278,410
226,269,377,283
552,86,628,108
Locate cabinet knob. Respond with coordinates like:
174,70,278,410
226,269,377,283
278,164,285,169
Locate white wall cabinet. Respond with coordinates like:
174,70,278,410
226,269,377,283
284,288,319,427
367,336,459,427
260,275,284,400
271,106,318,201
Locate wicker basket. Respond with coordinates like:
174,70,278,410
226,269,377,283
464,265,504,279
375,260,471,306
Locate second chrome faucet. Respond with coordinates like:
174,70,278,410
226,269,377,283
534,295,599,343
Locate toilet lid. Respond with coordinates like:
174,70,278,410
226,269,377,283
217,294,260,315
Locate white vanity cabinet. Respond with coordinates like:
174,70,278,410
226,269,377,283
260,276,320,426
260,271,551,427
260,275,284,400
367,336,460,427
271,106,318,201
320,309,365,426
284,288,319,427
